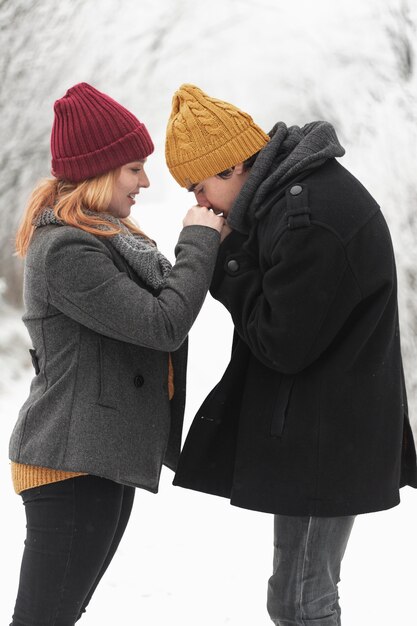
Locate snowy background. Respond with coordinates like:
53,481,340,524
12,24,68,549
1,0,416,624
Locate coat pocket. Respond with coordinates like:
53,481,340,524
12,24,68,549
97,337,120,409
270,375,295,437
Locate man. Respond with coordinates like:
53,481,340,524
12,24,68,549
165,84,417,625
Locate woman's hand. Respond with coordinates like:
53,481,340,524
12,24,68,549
183,205,224,234
220,223,233,242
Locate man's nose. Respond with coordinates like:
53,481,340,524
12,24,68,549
195,194,210,209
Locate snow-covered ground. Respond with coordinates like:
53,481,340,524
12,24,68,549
1,285,416,626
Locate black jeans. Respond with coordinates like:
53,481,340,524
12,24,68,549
10,475,135,626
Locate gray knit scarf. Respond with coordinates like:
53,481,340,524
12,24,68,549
228,121,345,234
35,208,172,290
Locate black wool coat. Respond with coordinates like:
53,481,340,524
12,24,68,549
174,158,417,516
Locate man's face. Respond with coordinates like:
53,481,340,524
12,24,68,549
190,163,249,217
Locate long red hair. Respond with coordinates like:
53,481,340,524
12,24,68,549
16,169,150,257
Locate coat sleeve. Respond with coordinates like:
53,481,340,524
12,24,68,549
210,224,362,374
43,225,220,351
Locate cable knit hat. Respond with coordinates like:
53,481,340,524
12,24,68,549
51,82,154,182
165,84,269,188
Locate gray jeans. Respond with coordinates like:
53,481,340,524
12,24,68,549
267,515,355,625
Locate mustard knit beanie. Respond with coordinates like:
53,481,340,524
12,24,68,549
165,84,269,188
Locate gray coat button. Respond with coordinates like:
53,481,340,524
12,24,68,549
227,259,240,273
134,374,144,388
289,184,303,195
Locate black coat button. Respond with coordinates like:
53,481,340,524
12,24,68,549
227,259,239,273
289,184,303,196
134,374,144,388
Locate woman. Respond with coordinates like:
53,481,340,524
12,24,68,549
8,82,224,625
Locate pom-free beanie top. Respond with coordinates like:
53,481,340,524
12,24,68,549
51,82,154,182
165,84,269,188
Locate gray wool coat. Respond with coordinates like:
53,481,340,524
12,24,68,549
9,223,220,491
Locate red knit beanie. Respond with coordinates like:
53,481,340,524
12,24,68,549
51,82,154,182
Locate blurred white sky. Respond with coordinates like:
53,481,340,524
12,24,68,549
2,0,416,407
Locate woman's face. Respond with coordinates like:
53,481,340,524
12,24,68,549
108,160,150,219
